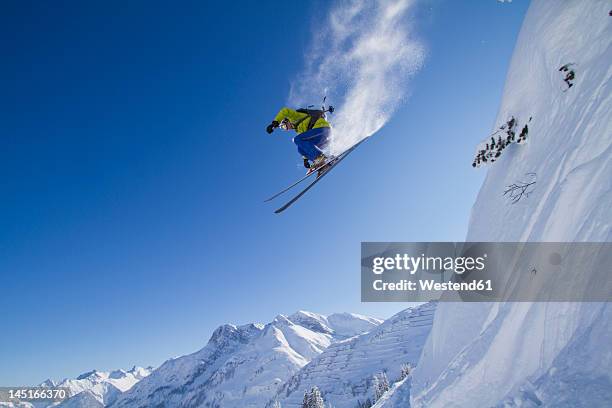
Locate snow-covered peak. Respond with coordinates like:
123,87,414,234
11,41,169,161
56,382,122,408
208,322,262,348
268,314,333,361
287,309,383,339
110,310,380,408
326,312,383,338
292,310,325,320
34,366,153,408
39,378,56,387
107,370,126,380
21,311,381,408
75,370,102,381
56,366,151,395
126,366,152,380
272,313,294,325
273,302,436,408
287,311,334,335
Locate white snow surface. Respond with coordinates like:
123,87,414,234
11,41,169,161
406,1,612,407
271,302,436,408
109,311,381,408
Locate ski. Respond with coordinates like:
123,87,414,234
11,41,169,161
264,157,335,202
274,137,368,214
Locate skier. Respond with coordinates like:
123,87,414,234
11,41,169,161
263,101,369,213
266,106,331,174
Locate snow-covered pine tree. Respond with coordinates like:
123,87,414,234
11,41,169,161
272,401,282,408
356,399,372,408
373,372,390,401
399,363,413,381
310,386,325,408
302,386,325,408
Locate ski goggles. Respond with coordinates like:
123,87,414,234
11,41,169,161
279,118,294,131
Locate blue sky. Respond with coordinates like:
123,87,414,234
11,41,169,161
0,0,529,385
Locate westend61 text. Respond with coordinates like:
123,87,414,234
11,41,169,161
373,279,493,292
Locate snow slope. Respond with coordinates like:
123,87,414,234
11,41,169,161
109,312,380,408
406,1,612,407
271,302,436,408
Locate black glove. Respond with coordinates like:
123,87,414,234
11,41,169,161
303,157,311,169
266,121,279,134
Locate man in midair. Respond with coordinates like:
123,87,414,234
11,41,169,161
266,107,331,174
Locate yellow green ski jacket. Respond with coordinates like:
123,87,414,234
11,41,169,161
273,107,330,134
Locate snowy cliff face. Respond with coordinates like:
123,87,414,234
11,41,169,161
407,1,612,407
272,302,436,408
109,312,380,408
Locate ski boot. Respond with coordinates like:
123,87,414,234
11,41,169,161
306,154,328,175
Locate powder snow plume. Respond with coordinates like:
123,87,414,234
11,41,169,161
289,0,425,155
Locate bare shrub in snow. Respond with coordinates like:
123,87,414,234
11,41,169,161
503,173,536,204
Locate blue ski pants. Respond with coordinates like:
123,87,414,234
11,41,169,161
292,127,331,161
